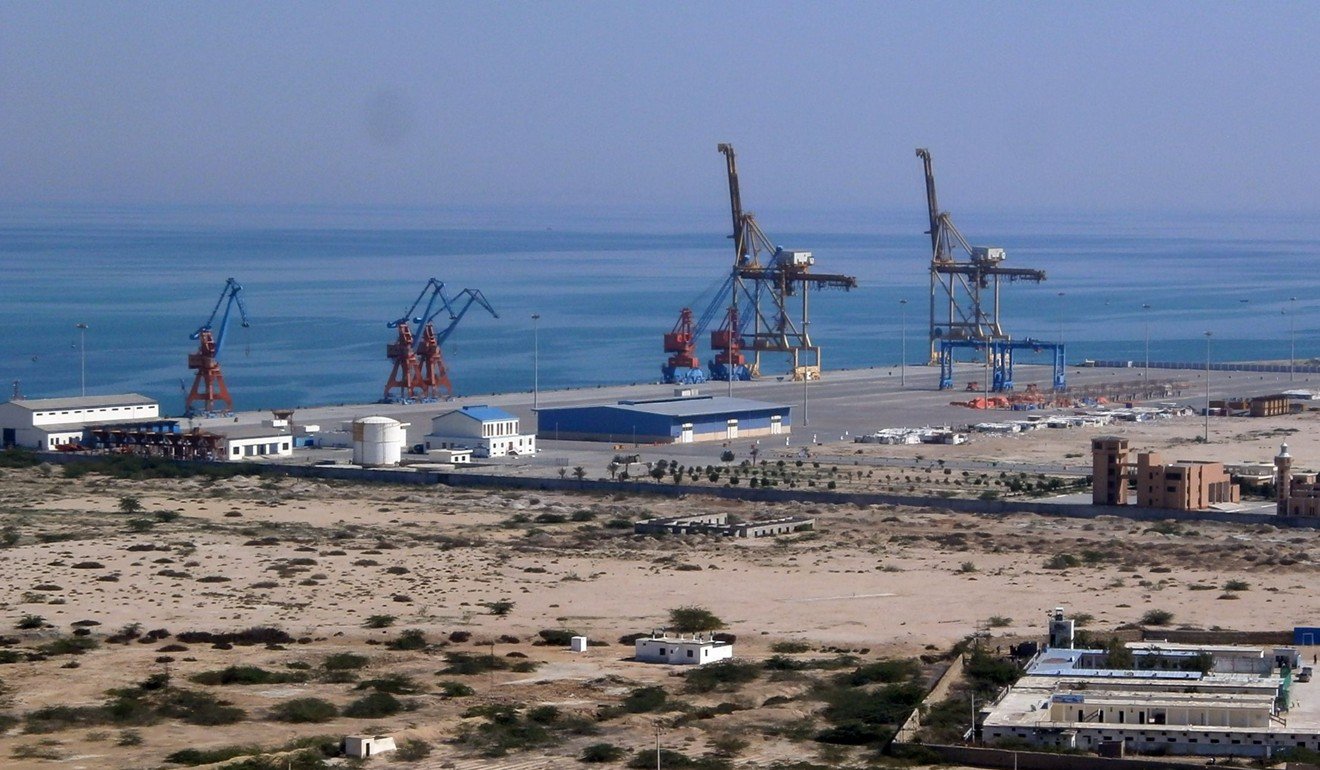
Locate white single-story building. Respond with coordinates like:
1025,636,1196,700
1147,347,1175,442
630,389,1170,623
217,425,294,460
424,405,535,458
343,735,396,758
0,393,159,450
429,448,472,464
634,633,734,665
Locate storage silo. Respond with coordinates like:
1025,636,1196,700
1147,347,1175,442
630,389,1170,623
352,416,407,467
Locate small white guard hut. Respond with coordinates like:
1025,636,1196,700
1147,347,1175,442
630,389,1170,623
343,735,396,758
634,632,733,665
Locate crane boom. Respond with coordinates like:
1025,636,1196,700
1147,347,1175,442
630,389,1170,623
383,279,497,402
717,143,749,265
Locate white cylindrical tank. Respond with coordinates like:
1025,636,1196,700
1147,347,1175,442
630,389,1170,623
352,416,405,467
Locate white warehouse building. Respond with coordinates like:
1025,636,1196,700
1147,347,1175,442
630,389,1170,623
424,405,534,458
0,394,159,450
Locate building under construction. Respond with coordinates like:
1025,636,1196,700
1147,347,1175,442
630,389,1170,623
916,149,1063,391
662,144,857,384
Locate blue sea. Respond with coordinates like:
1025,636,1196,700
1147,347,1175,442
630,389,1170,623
1,203,1316,414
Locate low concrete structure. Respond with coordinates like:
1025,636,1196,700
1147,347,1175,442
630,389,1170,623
343,735,395,758
634,512,814,538
218,425,293,460
634,633,733,665
0,393,159,450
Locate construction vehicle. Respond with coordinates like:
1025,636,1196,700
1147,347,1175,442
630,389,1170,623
662,144,857,383
916,149,1062,391
185,278,250,416
383,279,497,402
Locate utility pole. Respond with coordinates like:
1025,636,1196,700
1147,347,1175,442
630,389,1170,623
75,323,88,396
655,721,662,770
1288,297,1297,382
532,314,540,409
899,298,908,387
1204,331,1212,442
1141,304,1151,384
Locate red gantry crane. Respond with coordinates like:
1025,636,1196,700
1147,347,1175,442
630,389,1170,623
383,279,498,402
185,278,250,416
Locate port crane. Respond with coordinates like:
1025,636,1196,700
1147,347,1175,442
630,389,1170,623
661,144,857,383
383,279,497,402
185,277,250,416
916,148,1061,390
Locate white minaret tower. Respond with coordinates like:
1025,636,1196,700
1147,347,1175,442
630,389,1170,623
1276,442,1293,515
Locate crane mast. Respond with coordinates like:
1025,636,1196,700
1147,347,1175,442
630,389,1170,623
383,279,497,402
185,277,251,416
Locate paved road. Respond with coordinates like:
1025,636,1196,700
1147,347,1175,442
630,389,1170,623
192,363,1317,475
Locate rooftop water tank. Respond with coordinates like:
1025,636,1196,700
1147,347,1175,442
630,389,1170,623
352,416,407,467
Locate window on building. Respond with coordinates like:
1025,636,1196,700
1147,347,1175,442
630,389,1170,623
687,650,694,657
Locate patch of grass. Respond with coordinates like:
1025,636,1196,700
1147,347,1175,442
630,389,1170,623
770,640,811,654
621,685,668,713
438,681,475,697
1224,579,1250,592
385,629,427,651
842,659,921,687
362,615,395,629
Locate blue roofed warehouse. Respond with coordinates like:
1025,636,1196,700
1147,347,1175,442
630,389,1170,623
535,395,791,444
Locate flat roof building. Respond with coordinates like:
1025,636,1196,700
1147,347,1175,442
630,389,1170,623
536,395,790,444
0,394,159,450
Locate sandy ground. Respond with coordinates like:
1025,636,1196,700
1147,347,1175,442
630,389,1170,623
1,410,1318,768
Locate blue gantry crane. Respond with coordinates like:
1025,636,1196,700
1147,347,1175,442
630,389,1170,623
384,278,498,402
185,277,251,416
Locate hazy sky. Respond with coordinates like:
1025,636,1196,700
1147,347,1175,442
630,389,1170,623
2,2,1317,214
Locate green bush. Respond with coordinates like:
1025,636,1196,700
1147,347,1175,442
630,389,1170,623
580,743,624,762
536,628,578,646
626,749,730,769
190,666,308,686
1140,608,1175,626
440,651,511,675
269,698,337,724
621,685,667,713
354,674,421,694
394,738,432,761
323,653,368,670
683,660,760,693
438,680,475,697
843,658,921,687
770,640,811,654
155,689,246,725
342,692,403,718
1043,553,1081,569
385,629,427,651
362,614,395,628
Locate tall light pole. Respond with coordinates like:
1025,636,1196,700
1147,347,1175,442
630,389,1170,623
1141,304,1151,383
531,314,540,410
899,298,908,388
75,323,88,396
1203,331,1212,443
1288,296,1297,382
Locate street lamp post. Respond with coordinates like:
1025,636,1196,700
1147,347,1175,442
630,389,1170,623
1141,304,1151,383
899,298,908,388
1288,296,1297,382
1204,331,1212,442
75,323,88,396
531,314,540,410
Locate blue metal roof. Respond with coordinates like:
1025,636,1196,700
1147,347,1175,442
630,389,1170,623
608,396,789,418
453,405,517,423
